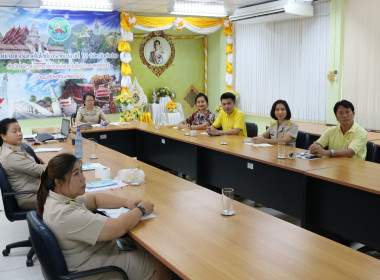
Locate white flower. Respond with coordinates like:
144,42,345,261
173,17,184,31
225,73,233,86
121,76,132,88
129,16,136,24
224,20,230,27
121,29,133,41
120,52,132,64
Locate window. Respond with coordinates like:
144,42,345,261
234,1,330,123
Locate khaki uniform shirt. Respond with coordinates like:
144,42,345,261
43,191,154,280
266,120,298,147
1,143,46,210
77,106,106,124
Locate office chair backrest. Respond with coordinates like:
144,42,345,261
366,141,378,163
71,112,77,126
296,131,310,150
21,142,39,163
27,211,70,280
0,163,28,222
246,122,258,137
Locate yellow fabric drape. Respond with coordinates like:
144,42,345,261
185,17,223,28
121,87,130,95
121,63,132,76
139,112,153,124
226,62,233,74
133,15,174,27
118,40,131,52
226,44,233,54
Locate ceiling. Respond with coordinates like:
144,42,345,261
0,0,276,16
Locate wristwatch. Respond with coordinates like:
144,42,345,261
136,205,146,216
330,150,335,157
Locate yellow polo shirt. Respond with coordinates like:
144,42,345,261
316,122,367,160
213,108,247,137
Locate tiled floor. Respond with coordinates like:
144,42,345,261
0,197,43,279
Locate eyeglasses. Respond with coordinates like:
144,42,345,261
86,99,95,102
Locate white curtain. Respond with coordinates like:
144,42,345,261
342,0,380,130
234,1,330,122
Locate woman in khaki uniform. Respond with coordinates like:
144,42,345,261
251,100,298,147
0,118,46,210
75,93,109,126
37,153,171,280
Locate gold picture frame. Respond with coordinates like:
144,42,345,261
139,31,175,77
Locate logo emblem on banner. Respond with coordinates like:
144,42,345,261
47,17,71,41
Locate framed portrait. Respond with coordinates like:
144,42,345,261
139,31,175,77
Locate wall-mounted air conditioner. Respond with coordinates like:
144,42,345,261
229,0,314,24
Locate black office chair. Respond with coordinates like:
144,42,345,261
366,141,378,163
0,163,35,266
296,130,310,150
26,211,128,280
71,112,77,126
246,122,258,137
22,142,40,163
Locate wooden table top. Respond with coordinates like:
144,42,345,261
33,141,380,280
34,123,349,173
306,159,380,195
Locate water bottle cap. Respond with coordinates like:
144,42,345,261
77,128,80,132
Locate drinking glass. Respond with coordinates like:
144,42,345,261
277,142,286,159
88,138,98,159
221,188,235,216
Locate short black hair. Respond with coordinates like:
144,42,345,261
333,100,355,115
0,118,18,146
83,93,95,103
220,92,236,103
154,39,160,45
195,93,208,105
270,100,292,120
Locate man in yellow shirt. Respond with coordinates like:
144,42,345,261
309,100,367,160
206,92,247,137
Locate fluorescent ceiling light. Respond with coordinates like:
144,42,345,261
169,0,227,18
40,0,113,12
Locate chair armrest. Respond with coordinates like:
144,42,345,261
59,266,128,280
3,190,37,198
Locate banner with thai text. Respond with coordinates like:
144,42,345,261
0,8,121,119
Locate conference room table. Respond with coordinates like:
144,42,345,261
33,122,380,251
32,139,380,279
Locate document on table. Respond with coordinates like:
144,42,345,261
110,122,129,125
244,142,273,147
82,163,105,171
34,148,63,152
97,207,156,221
85,180,126,192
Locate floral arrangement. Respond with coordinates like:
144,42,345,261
120,108,142,122
114,90,134,107
157,86,171,97
166,100,178,113
215,104,223,113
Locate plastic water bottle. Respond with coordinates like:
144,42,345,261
75,128,83,159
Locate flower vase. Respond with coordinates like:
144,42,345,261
158,96,171,116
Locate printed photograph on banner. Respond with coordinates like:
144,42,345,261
0,8,122,119
145,38,170,65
